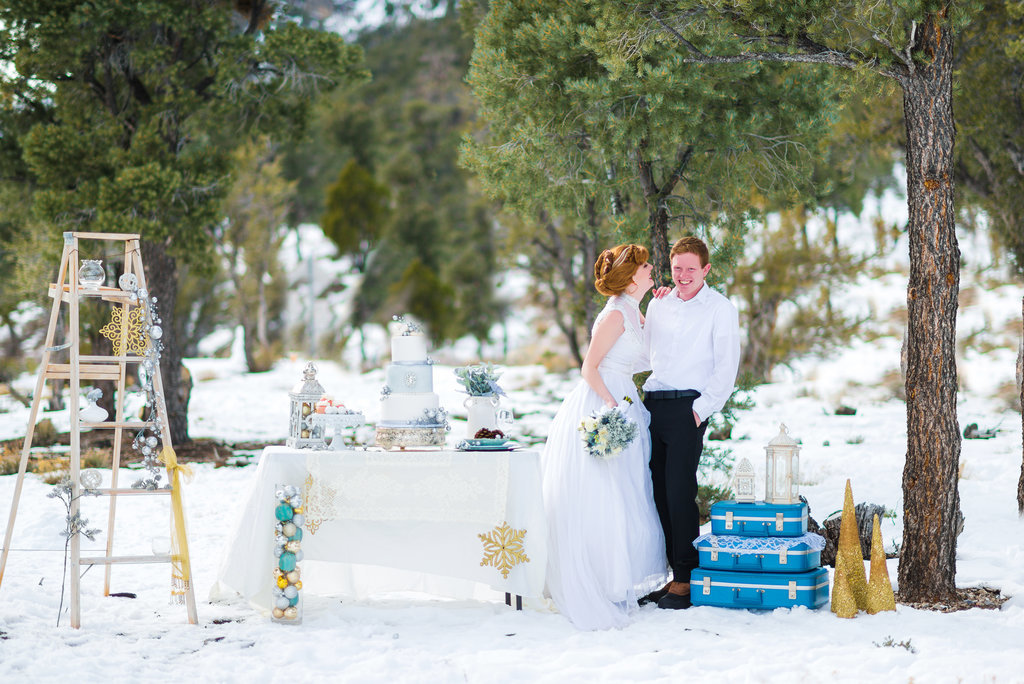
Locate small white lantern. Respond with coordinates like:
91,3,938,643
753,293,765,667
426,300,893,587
287,362,327,450
733,457,756,503
764,423,800,504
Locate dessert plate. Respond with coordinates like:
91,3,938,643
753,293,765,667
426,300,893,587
456,438,520,451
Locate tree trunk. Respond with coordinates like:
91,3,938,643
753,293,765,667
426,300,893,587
141,238,191,445
1018,297,1024,516
739,296,781,382
897,15,961,603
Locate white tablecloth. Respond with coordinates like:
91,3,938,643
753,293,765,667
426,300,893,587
210,446,547,610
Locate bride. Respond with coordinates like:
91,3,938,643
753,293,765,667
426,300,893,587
542,243,667,630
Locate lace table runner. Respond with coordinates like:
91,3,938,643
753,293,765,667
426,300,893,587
304,450,510,529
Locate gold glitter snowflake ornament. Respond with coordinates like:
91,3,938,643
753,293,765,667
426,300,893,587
99,305,149,355
478,521,530,579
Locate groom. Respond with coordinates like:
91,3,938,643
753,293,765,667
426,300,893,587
642,236,741,610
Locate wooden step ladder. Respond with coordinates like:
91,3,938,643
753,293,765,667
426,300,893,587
0,232,198,628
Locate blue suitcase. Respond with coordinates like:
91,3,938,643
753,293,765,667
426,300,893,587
690,567,829,610
693,532,825,573
709,500,808,537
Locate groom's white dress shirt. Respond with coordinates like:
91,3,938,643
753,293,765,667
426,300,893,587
642,283,741,422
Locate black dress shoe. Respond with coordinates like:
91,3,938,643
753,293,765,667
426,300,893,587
638,588,669,606
657,591,692,610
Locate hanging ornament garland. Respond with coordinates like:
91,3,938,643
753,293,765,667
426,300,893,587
115,277,168,491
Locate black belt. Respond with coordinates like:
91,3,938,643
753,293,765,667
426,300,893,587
645,389,700,400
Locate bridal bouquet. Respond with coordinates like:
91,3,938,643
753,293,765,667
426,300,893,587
578,400,638,460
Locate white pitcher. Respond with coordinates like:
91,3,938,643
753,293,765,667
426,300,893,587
464,395,513,437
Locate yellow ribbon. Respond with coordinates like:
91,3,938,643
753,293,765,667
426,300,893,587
160,446,193,603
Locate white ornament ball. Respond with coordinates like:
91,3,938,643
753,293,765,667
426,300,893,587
292,514,305,527
283,585,298,599
151,325,163,340
295,550,304,562
79,469,102,490
275,596,290,610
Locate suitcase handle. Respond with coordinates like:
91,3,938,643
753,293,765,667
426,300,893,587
732,554,763,571
732,588,764,606
735,521,773,535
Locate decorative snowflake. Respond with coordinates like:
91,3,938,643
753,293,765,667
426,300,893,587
99,305,149,355
404,372,418,388
478,521,530,579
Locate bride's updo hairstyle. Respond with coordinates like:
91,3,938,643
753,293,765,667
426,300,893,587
594,243,650,296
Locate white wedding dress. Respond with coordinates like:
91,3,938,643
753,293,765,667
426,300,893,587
542,295,668,630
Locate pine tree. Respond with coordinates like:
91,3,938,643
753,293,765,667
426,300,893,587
602,0,982,604
462,1,840,283
0,0,368,443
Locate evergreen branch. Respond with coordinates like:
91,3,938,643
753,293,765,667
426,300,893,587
648,8,904,81
659,144,694,203
872,20,917,73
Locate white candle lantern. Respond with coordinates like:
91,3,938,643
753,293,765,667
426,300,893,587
287,362,327,449
733,457,756,503
764,424,800,504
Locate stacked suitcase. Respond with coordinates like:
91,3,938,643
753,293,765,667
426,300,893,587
689,500,829,610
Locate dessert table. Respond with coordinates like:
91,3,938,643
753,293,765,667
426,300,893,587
210,446,548,612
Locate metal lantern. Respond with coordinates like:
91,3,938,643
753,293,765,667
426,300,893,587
733,457,757,503
287,362,327,449
764,423,800,504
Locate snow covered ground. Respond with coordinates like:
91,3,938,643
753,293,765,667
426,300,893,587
2,212,1024,681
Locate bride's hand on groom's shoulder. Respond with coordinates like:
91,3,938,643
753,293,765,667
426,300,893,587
651,286,672,300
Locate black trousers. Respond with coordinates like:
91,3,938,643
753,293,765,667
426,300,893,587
645,395,708,580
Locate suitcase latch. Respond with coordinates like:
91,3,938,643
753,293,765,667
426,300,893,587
779,547,788,564
788,581,797,599
775,512,784,531
710,548,719,561
702,576,711,595
725,511,734,530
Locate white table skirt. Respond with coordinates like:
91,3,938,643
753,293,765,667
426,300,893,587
210,446,548,611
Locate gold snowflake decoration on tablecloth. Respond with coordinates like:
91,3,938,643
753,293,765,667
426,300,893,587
478,521,529,579
98,306,149,356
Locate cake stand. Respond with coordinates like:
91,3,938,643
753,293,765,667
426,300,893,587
374,424,446,450
311,412,365,450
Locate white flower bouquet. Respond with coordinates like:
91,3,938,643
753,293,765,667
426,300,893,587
578,400,638,460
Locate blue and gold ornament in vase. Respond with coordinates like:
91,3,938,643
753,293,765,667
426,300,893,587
272,484,304,624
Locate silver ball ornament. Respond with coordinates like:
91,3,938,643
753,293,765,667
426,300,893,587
283,585,298,599
275,596,290,610
80,469,102,490
150,325,163,340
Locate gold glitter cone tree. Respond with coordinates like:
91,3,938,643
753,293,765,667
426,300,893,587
832,479,868,612
866,513,896,614
831,554,859,618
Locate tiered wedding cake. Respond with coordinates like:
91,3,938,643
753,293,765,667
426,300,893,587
375,317,447,449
